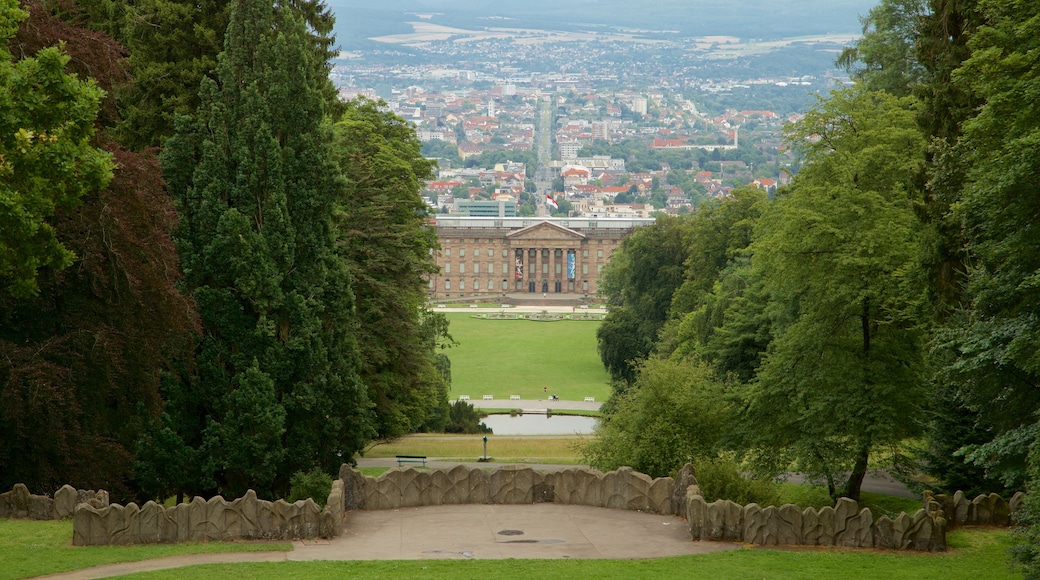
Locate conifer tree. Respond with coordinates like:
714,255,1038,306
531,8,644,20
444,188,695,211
330,98,451,438
156,0,371,499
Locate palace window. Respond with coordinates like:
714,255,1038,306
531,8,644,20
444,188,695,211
445,263,451,274
445,280,451,290
460,249,465,257
459,263,465,274
473,263,480,275
582,264,588,275
597,250,603,258
445,248,451,257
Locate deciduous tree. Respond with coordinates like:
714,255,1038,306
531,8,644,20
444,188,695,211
742,87,928,501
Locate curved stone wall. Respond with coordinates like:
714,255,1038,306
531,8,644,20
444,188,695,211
338,464,679,515
686,491,947,551
924,490,1025,527
72,490,340,546
0,483,109,520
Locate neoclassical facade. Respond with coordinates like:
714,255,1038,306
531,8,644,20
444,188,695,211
429,217,655,300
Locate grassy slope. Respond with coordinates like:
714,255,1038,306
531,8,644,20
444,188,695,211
363,434,589,464
0,520,289,580
99,529,1017,580
444,312,611,401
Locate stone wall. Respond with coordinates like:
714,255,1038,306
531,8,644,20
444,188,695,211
337,464,678,515
687,490,948,551
0,483,109,520
72,489,342,546
924,490,1025,527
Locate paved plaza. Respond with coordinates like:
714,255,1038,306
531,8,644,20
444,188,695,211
39,504,738,579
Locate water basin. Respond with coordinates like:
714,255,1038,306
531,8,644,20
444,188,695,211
480,413,598,435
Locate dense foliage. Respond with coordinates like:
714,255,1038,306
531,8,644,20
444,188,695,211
0,0,197,500
591,1,1040,574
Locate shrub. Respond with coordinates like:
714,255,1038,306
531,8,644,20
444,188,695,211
694,456,779,506
287,469,333,507
445,400,492,434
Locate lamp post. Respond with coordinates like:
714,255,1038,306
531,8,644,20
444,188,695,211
482,435,488,461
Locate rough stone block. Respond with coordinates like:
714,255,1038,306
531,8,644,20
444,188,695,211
801,507,822,545
340,465,368,510
648,477,674,514
953,490,970,525
673,463,698,516
489,466,539,504
688,494,708,541
835,505,873,548
814,506,836,546
706,499,743,541
991,493,1011,526
971,494,993,525
1011,491,1026,520
1,484,32,519
29,493,54,520
743,503,773,545
54,485,78,519
777,504,803,545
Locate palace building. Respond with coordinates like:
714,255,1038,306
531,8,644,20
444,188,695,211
429,216,655,300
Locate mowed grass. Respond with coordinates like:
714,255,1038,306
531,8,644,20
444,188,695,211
0,519,289,580
90,529,1017,580
444,312,610,402
363,434,588,464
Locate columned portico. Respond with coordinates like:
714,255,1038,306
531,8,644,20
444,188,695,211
430,217,654,303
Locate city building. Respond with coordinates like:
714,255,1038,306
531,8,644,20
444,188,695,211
429,216,654,301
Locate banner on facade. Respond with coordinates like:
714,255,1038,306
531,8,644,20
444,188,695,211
567,251,575,280
515,249,523,280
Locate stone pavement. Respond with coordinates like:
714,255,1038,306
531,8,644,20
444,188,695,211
37,504,738,579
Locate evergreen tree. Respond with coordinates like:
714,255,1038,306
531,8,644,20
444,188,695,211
330,97,451,438
156,0,371,499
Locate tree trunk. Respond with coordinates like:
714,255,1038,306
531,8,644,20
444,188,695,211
842,445,871,502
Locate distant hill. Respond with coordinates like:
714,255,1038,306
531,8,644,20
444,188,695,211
326,0,876,50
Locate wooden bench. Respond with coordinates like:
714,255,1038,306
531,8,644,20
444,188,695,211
458,395,470,401
510,395,521,400
396,455,427,467
483,395,494,400
584,397,596,402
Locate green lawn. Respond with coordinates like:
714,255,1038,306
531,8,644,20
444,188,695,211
444,312,611,402
82,529,1018,580
0,519,290,580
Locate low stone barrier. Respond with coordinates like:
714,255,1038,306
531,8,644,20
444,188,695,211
0,483,109,520
73,488,343,546
338,464,679,515
924,490,1025,527
687,490,947,551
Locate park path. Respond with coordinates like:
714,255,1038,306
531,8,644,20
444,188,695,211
34,504,735,579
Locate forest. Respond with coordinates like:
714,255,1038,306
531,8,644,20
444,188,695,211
0,0,455,503
589,0,1040,573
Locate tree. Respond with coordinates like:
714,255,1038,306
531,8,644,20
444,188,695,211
155,0,371,499
596,215,689,386
330,97,451,439
943,0,1040,504
742,87,929,501
75,0,342,150
0,0,113,298
581,357,731,478
837,0,929,97
1,0,197,500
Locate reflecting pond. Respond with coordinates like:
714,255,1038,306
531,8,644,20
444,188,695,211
479,414,598,435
